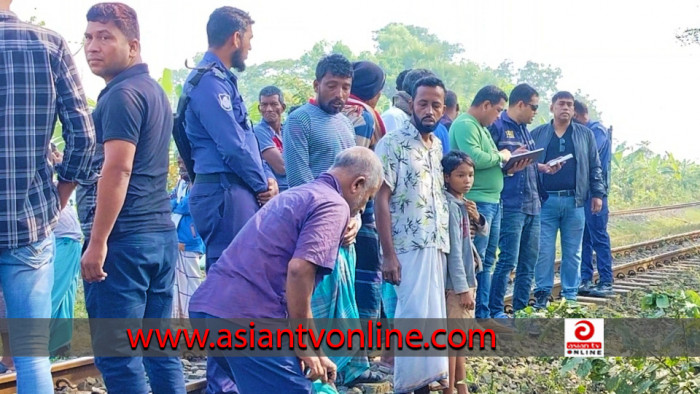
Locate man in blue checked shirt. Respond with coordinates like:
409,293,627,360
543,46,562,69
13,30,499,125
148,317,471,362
0,1,96,391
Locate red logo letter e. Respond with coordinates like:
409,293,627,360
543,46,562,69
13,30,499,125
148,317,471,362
574,320,594,341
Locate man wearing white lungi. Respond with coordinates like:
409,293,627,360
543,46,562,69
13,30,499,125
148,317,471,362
375,75,450,394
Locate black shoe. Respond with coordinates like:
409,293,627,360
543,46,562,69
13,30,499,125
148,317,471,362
578,280,593,296
534,291,549,309
588,282,614,298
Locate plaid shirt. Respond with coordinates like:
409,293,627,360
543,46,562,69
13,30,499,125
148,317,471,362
0,11,96,248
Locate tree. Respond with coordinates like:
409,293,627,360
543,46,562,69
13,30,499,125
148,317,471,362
676,28,700,46
517,61,563,101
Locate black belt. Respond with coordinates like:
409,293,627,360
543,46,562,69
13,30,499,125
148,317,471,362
194,172,243,184
547,190,576,197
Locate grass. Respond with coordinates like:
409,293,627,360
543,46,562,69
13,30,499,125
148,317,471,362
607,207,700,246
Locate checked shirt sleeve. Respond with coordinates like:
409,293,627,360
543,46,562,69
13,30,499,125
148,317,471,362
53,37,96,183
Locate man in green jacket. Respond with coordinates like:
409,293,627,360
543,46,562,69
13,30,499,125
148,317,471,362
448,85,512,318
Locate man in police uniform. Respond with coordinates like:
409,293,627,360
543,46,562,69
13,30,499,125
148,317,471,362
183,7,277,393
184,6,277,272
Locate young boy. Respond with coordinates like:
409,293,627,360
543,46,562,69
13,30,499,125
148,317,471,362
442,150,488,394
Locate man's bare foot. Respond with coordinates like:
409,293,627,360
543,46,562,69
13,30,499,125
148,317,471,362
0,357,14,372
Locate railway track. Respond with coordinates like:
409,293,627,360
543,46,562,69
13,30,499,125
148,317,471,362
0,356,207,394
505,231,700,311
609,201,700,217
550,229,700,274
1,231,698,393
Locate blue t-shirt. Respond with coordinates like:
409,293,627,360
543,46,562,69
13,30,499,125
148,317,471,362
253,119,288,191
171,180,205,254
92,63,174,238
434,123,450,155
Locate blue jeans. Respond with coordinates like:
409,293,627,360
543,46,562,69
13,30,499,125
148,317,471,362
0,235,54,394
84,231,185,394
489,210,540,315
582,197,613,284
535,196,586,300
190,311,311,394
473,202,501,318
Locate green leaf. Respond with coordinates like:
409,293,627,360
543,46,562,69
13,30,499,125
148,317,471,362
561,357,585,375
655,294,670,308
685,290,700,307
159,68,174,97
637,379,654,392
605,376,621,391
576,360,593,378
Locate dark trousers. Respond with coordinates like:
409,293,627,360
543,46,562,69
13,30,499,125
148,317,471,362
354,224,382,320
84,231,185,394
189,177,259,271
189,177,259,394
190,312,312,394
581,196,614,284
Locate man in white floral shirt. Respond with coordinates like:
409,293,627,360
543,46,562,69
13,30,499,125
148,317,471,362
374,75,449,394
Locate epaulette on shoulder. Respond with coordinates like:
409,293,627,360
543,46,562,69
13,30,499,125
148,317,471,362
211,67,227,80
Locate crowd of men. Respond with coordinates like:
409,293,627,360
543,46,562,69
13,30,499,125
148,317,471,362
0,1,614,393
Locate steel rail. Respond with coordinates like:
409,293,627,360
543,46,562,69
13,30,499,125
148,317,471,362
610,201,700,217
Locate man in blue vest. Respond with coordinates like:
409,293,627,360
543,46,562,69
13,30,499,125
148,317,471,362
574,100,614,297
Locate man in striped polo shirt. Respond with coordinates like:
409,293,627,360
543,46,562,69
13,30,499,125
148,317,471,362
284,54,380,386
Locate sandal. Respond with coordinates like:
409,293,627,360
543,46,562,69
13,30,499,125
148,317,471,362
369,361,393,375
0,363,13,374
346,370,388,386
428,378,449,391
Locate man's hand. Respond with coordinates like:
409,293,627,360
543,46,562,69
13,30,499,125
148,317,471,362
51,150,64,165
382,254,402,285
538,162,563,175
465,199,480,224
342,217,360,246
499,149,512,163
506,159,532,175
459,290,475,310
81,241,108,283
591,197,603,214
319,356,337,384
299,355,326,382
257,178,279,206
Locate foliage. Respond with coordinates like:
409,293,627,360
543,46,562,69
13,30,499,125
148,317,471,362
609,142,700,209
677,28,700,46
231,23,585,120
561,356,700,394
555,290,700,393
641,290,700,318
515,298,596,319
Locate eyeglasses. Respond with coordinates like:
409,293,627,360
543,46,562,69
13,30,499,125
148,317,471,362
559,138,566,153
527,103,539,111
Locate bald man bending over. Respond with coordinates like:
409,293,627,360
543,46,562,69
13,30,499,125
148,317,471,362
189,146,383,393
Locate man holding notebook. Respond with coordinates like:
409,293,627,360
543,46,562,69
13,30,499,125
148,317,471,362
487,84,561,317
531,91,605,308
